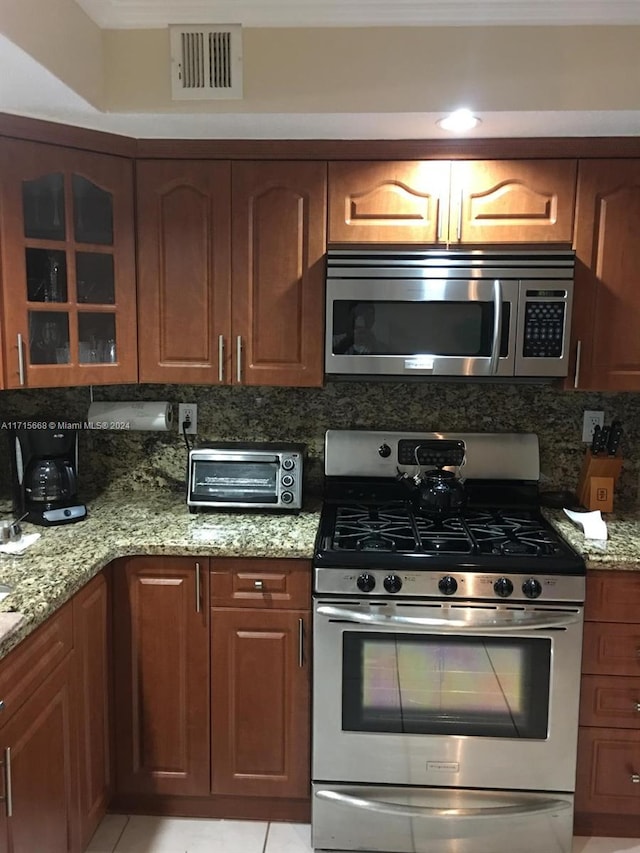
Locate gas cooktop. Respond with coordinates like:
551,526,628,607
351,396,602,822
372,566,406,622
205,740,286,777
314,430,586,603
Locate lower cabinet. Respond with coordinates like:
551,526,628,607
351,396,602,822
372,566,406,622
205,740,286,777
0,603,79,853
575,570,640,837
211,560,311,800
112,556,210,798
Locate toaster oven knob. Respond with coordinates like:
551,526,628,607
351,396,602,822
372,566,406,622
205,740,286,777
522,578,543,599
378,443,391,458
384,574,403,594
494,577,514,598
438,575,458,596
357,573,376,593
282,457,295,471
281,491,294,504
281,474,294,487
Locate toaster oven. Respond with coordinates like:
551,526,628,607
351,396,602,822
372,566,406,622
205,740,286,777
187,442,305,511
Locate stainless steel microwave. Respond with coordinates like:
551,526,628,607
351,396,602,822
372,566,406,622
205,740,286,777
187,442,305,511
325,249,575,379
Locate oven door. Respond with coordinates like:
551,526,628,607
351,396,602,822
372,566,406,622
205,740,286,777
313,599,584,792
188,452,280,507
325,277,518,377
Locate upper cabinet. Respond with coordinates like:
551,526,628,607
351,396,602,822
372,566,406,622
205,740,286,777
0,139,137,388
137,160,326,387
570,159,640,391
328,159,577,245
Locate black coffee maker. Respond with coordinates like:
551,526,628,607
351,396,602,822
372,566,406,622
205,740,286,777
9,427,87,526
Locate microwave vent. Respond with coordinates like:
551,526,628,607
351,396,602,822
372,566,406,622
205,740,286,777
170,24,243,100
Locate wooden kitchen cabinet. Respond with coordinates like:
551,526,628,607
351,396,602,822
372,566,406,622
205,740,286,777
73,570,111,850
112,556,210,799
0,603,79,853
210,559,311,802
0,139,137,389
575,570,640,837
328,159,577,245
136,159,326,387
570,159,640,391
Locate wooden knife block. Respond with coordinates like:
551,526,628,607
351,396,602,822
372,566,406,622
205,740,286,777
577,450,624,511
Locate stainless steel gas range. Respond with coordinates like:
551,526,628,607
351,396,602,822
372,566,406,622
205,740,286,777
311,430,586,853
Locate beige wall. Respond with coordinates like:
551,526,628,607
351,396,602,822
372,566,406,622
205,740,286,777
103,25,640,114
0,0,104,108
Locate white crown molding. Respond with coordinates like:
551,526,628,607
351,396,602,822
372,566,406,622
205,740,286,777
75,0,640,29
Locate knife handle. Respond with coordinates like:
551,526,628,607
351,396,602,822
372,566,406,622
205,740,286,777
599,426,610,455
591,424,602,455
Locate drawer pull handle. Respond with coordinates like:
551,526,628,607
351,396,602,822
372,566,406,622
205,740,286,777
254,580,264,590
632,774,640,784
635,702,640,712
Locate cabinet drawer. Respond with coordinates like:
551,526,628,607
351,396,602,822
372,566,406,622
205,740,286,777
582,622,640,676
586,571,640,623
580,674,640,727
576,726,640,814
211,559,311,608
0,602,73,725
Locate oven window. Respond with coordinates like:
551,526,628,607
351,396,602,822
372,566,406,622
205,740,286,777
331,300,509,357
192,460,278,503
342,632,550,739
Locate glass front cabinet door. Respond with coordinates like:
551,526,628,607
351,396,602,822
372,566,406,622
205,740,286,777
0,140,137,388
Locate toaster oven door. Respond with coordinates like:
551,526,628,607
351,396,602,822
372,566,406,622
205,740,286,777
189,453,280,506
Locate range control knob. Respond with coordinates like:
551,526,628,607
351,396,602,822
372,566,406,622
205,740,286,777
438,576,458,596
522,578,543,599
383,574,403,594
357,573,376,593
494,577,514,598
281,491,294,504
282,457,295,471
378,443,392,458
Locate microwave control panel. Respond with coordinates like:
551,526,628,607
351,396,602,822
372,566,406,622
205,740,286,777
522,295,566,358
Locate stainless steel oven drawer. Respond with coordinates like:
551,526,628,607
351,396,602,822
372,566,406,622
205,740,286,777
312,784,574,853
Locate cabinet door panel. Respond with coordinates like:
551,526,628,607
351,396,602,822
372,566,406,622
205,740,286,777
452,160,577,244
73,571,111,850
113,557,209,797
582,622,640,677
580,674,640,728
576,727,640,814
0,656,78,853
328,161,448,243
572,159,640,390
232,161,326,387
585,571,640,623
211,608,310,799
0,139,137,388
136,160,231,383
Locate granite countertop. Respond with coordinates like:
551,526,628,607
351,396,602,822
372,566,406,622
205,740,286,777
0,489,321,659
0,490,639,663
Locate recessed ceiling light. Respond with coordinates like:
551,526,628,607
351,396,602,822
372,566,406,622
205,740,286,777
437,109,481,132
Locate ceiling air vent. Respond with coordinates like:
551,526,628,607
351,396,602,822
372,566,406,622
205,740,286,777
170,24,243,100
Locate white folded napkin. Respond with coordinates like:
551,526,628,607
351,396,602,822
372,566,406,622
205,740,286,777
0,532,41,555
563,508,608,541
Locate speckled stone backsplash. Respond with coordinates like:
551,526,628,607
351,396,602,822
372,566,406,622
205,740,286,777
1,382,639,508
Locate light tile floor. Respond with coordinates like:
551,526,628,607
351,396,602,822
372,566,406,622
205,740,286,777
86,815,640,853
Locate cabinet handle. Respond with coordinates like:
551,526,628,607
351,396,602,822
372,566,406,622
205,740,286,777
236,336,242,383
0,747,12,817
253,580,264,590
573,339,582,389
635,702,640,712
218,335,225,383
298,617,304,668
456,187,463,242
17,334,25,386
632,774,640,784
436,198,444,242
195,562,201,613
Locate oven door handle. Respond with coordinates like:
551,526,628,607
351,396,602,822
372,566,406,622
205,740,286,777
314,788,572,819
315,605,580,632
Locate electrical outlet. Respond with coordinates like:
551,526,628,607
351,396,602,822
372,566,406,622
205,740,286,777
582,410,604,443
178,403,197,435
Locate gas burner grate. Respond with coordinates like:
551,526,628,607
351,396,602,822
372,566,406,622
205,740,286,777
333,503,417,552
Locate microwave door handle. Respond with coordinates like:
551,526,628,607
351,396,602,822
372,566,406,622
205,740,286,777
314,789,571,820
315,605,580,632
488,278,502,375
